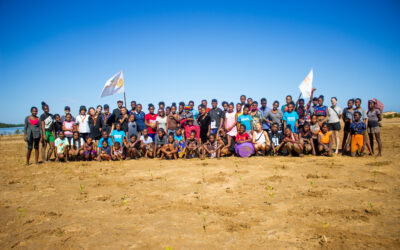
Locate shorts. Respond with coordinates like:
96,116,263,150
148,133,156,142
80,133,89,141
351,134,364,153
367,126,380,133
328,122,341,131
28,136,40,150
211,128,219,134
44,131,55,142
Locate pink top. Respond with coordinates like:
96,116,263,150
225,111,237,137
63,121,75,136
29,118,39,126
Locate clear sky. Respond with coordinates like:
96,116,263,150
1,0,399,123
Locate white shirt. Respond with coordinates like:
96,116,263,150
75,114,90,133
155,116,167,131
327,106,342,123
140,135,153,145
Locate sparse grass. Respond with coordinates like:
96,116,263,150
202,213,207,232
121,195,128,205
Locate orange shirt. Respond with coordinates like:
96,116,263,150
319,131,331,144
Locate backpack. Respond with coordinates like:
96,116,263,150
372,98,384,113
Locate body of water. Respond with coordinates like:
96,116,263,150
0,126,24,135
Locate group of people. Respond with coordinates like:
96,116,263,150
23,89,383,165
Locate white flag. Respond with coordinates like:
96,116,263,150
100,71,124,98
298,69,313,99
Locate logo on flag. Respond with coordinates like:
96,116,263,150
100,71,124,98
299,69,313,99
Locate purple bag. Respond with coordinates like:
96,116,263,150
235,142,255,157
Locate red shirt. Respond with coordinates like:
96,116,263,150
184,124,200,139
236,132,250,142
144,113,158,134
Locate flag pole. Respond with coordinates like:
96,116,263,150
122,69,126,108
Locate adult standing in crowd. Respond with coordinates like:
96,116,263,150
101,104,112,135
197,105,211,143
129,101,136,114
209,99,224,134
112,100,124,128
188,100,198,123
166,104,180,135
61,106,75,123
239,95,246,112
259,98,270,132
145,104,158,141
75,105,90,141
250,101,262,131
25,106,41,165
40,102,55,162
89,107,102,143
117,107,129,133
265,101,283,131
156,108,167,132
341,99,354,154
134,104,146,132
315,95,329,126
367,100,382,156
327,97,342,154
281,95,293,113
224,102,237,139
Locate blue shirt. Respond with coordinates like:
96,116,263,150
259,106,271,130
110,130,126,145
350,121,366,135
283,111,299,133
192,109,199,120
237,114,253,131
133,111,146,131
174,134,183,142
98,137,113,148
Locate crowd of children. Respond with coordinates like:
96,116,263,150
23,90,383,164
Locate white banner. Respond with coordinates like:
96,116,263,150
299,69,313,99
100,71,124,98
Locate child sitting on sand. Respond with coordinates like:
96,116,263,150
112,141,124,160
69,131,84,160
202,133,222,159
55,131,69,162
97,140,112,161
174,128,186,158
140,128,154,158
126,134,140,159
185,130,201,159
282,126,303,157
318,123,333,156
155,128,168,157
160,134,179,160
299,122,316,155
268,122,285,156
83,136,96,161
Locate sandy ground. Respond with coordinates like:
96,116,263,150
1,119,400,249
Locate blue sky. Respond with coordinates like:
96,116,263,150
0,0,399,123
